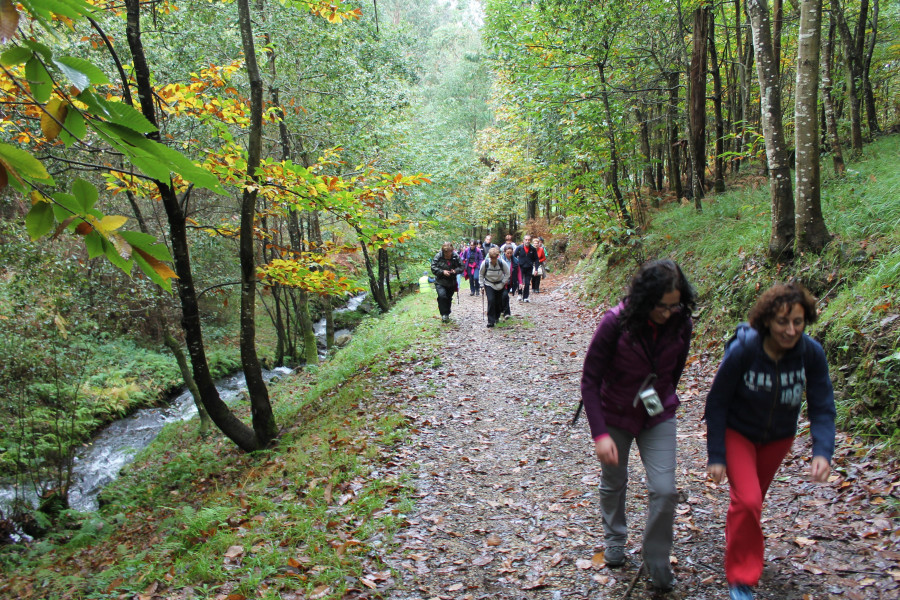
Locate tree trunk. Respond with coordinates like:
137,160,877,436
821,16,846,175
598,60,634,228
666,71,683,198
527,191,538,221
356,229,389,312
323,295,335,350
773,0,783,76
795,0,830,253
163,331,210,433
747,0,795,259
636,107,655,192
125,0,261,450
862,0,880,135
295,289,319,364
236,0,276,446
689,6,708,207
830,0,865,154
739,25,755,171
708,8,726,193
379,247,392,302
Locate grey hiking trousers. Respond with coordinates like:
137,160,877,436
600,418,677,587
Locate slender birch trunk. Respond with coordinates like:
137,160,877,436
795,0,830,253
747,0,795,259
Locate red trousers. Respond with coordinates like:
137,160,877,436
724,428,794,586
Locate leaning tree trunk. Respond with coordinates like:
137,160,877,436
125,0,261,450
598,60,633,228
355,229,389,312
163,330,210,434
821,16,846,175
688,6,709,207
747,0,795,260
236,0,277,446
795,0,830,253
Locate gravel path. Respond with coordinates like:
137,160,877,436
374,274,899,600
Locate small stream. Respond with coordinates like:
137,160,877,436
313,292,368,347
0,368,292,515
0,292,368,519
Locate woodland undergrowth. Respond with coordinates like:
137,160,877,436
0,292,442,599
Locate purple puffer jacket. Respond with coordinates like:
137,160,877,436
580,302,692,439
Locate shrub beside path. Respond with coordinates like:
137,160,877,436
373,274,899,599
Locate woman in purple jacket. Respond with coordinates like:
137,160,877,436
580,259,695,591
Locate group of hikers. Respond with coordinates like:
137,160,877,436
429,233,547,326
580,260,835,599
428,248,836,600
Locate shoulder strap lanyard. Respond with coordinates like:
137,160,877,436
637,332,658,376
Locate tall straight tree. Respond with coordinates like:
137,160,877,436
795,0,830,253
747,0,795,259
821,15,846,175
236,0,277,445
688,5,709,208
708,6,726,192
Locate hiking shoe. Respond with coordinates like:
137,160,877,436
604,546,625,567
487,322,494,328
441,315,449,322
729,585,754,600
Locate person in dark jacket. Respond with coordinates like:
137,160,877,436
430,242,464,322
704,283,836,600
501,245,518,318
460,240,484,296
513,235,539,302
580,259,695,591
481,233,498,256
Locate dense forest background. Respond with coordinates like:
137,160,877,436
0,0,898,590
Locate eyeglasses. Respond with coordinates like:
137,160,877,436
655,302,683,313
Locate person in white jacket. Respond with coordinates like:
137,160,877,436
479,247,510,328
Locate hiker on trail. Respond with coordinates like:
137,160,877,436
499,234,516,255
479,246,510,328
460,240,484,297
481,234,498,256
513,235,538,303
704,283,836,600
532,236,547,293
580,259,696,592
430,242,464,323
501,245,519,318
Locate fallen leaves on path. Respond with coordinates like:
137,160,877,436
375,275,900,599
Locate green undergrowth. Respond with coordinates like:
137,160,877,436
577,134,900,445
0,291,443,600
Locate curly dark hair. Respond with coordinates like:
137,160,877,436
619,259,696,332
748,282,818,337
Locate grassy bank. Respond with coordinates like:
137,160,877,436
576,134,900,444
0,289,443,599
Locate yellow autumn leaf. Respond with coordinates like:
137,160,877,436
41,98,68,141
135,248,178,282
99,215,128,231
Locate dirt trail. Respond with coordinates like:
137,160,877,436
375,274,899,600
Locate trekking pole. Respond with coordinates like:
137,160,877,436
571,400,584,426
482,287,485,320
